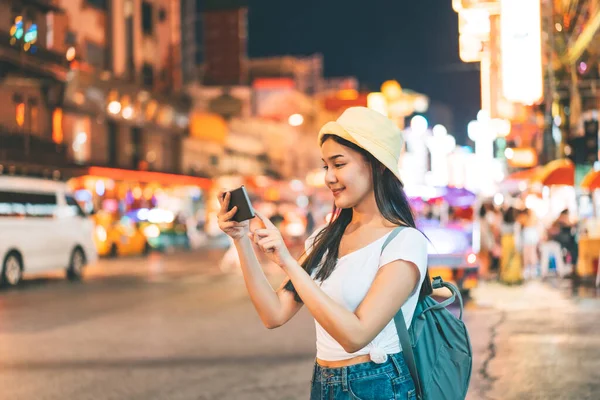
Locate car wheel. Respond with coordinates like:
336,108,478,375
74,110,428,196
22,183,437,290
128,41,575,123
67,248,86,281
143,241,151,256
1,252,23,287
109,243,118,258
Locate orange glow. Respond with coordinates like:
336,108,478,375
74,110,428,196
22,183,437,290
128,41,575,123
15,103,25,127
189,112,227,143
87,167,212,189
252,78,295,89
336,89,359,100
264,187,281,202
506,147,538,168
52,108,63,143
581,169,600,192
31,105,38,133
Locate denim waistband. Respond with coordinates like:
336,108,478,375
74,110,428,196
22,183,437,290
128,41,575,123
312,352,408,384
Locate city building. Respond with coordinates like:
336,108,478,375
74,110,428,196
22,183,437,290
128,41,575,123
48,0,194,176
41,0,210,221
0,0,73,178
180,0,201,84
183,0,322,182
247,54,324,96
200,0,248,86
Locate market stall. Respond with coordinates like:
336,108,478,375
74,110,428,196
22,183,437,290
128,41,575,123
578,167,600,278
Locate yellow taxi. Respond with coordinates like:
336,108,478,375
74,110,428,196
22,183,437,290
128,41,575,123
93,212,150,257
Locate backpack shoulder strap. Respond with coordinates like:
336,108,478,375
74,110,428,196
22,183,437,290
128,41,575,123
380,226,424,399
381,225,405,252
394,311,423,399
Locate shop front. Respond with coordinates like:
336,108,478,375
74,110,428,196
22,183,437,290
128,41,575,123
69,167,212,255
578,168,600,280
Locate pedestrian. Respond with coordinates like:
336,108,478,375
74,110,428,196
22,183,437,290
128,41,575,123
500,207,523,284
548,209,579,276
217,107,431,399
520,208,541,279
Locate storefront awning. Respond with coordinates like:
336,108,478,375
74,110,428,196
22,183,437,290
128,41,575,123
581,168,600,191
87,167,212,189
531,159,575,186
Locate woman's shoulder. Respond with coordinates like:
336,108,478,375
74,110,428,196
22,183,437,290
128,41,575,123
390,224,424,237
379,225,428,269
385,225,427,249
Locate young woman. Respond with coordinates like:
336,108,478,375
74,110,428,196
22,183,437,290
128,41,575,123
217,107,432,399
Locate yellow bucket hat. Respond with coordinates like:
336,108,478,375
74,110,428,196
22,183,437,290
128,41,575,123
318,107,404,182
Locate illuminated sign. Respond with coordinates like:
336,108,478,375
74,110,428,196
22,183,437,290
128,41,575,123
458,8,489,62
500,0,543,105
367,92,388,116
506,147,538,168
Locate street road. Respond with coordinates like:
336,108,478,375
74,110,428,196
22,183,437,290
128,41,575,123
1,249,598,399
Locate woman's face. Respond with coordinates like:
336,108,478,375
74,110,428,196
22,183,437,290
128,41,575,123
320,138,373,209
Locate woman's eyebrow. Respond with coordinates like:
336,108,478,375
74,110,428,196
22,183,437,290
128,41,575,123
321,155,344,162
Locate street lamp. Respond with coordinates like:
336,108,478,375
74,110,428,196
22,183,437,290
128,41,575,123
288,113,304,127
426,124,456,186
468,110,496,161
410,115,428,134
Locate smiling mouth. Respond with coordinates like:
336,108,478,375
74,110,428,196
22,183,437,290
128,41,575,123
332,188,345,196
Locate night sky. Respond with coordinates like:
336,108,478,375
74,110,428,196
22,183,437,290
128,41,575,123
246,0,481,144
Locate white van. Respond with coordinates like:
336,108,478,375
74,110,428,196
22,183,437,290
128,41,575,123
0,176,98,287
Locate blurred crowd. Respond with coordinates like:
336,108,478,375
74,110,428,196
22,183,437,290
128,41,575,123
478,203,579,284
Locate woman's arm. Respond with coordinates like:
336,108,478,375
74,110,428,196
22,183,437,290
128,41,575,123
282,257,419,353
234,236,303,329
250,211,424,350
216,192,302,329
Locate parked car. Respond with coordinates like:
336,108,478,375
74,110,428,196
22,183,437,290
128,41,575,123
0,176,98,287
93,212,150,258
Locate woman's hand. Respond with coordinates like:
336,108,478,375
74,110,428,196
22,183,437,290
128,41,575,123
217,191,250,240
249,210,295,268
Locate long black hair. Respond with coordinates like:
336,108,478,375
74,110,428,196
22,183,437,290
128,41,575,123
284,134,433,302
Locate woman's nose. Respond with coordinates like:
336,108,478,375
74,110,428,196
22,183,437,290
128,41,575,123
324,168,337,184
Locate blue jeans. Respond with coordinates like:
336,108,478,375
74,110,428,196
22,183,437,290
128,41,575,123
310,353,417,399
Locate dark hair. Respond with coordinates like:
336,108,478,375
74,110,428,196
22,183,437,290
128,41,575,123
503,206,516,224
284,134,433,303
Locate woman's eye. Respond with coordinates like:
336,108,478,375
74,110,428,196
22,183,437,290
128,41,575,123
334,164,345,168
322,165,328,170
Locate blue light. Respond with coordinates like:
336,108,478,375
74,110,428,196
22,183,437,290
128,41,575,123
95,180,105,196
14,19,23,39
24,24,37,43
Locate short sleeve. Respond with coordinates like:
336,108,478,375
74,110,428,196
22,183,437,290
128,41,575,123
379,228,428,283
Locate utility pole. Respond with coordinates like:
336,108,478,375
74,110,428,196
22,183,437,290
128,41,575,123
542,0,558,164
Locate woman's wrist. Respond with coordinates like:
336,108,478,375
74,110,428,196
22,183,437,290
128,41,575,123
233,234,251,244
280,255,301,272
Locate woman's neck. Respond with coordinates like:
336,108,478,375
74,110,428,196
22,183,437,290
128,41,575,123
348,192,389,229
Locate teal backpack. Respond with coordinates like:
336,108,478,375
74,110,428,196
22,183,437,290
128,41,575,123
382,227,473,400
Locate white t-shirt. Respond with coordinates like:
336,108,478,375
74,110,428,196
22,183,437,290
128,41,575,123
306,227,428,362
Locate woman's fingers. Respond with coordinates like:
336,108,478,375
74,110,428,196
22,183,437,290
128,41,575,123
218,191,230,213
220,206,237,221
258,237,280,252
220,219,243,230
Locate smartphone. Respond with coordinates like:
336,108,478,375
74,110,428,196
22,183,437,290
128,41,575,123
225,185,255,222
